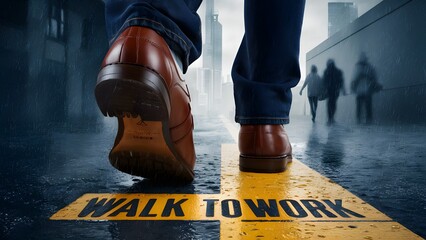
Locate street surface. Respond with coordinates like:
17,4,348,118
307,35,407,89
0,115,425,239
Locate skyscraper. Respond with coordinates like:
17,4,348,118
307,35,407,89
328,2,358,37
203,0,222,112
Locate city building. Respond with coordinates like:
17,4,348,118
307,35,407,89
328,2,358,37
186,67,210,116
0,0,108,131
203,0,223,113
308,0,426,124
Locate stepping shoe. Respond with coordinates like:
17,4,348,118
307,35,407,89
95,27,195,182
239,125,292,173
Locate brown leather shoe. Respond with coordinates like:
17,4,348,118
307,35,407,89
239,125,292,173
95,27,195,182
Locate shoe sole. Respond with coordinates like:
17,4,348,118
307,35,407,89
239,155,292,173
95,64,194,183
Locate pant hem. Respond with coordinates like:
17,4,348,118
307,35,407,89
235,117,290,125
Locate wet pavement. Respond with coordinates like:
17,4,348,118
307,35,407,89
287,116,426,238
0,115,425,239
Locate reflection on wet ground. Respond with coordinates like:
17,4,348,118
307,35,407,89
288,116,426,237
0,115,425,238
0,116,231,239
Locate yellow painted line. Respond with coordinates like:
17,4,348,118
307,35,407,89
217,145,420,239
51,118,422,239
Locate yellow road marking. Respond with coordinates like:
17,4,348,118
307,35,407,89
51,117,422,239
217,145,420,239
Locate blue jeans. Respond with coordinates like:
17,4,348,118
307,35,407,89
105,0,305,124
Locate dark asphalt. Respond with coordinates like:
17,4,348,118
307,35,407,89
0,115,425,239
287,116,426,238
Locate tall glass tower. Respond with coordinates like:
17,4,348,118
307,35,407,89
203,0,222,112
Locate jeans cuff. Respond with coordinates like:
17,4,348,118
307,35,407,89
235,116,290,125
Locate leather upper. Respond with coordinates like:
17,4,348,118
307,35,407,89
239,125,292,157
102,27,195,169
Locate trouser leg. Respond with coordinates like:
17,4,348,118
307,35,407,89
308,96,317,120
366,95,373,123
356,96,362,123
104,0,202,72
312,96,318,119
328,96,337,122
232,0,306,124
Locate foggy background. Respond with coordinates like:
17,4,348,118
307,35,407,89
5,0,421,130
194,0,383,81
1,0,426,239
187,0,389,120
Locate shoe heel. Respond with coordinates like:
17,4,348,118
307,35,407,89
94,64,193,182
109,117,193,182
95,64,171,120
239,155,290,173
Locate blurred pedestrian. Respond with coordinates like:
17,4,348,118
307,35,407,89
300,65,322,122
322,59,346,125
351,53,382,124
